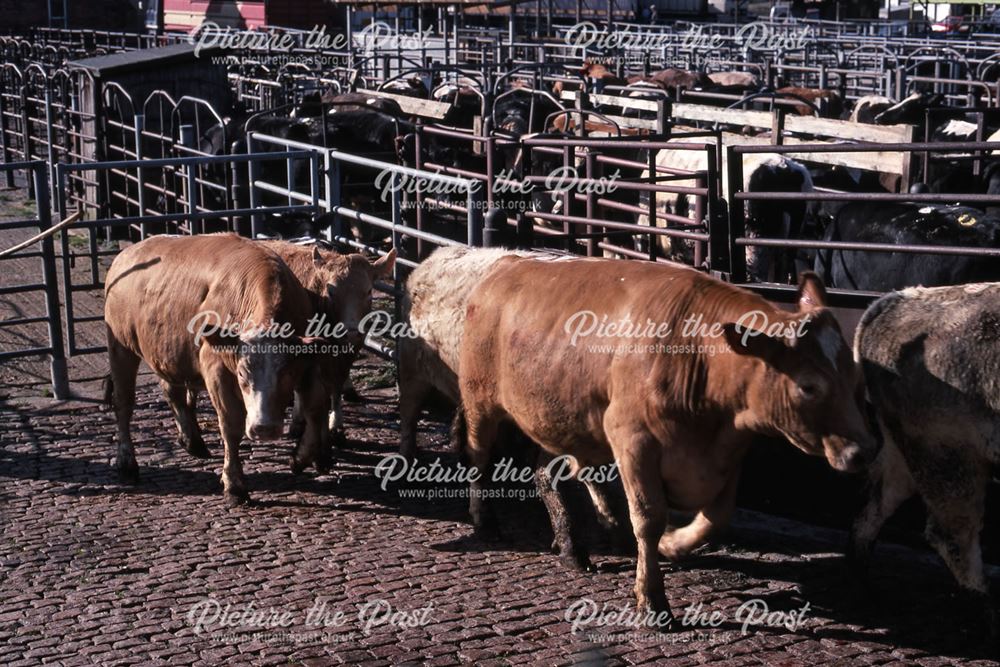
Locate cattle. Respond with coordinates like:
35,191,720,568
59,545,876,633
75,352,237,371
872,91,945,126
850,284,1000,636
814,203,1000,291
381,75,430,99
293,91,405,119
638,142,813,280
776,86,843,118
848,95,894,124
263,241,395,455
398,246,625,569
707,71,760,93
103,233,330,504
458,261,874,626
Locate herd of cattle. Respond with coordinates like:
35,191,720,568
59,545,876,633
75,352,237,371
201,63,1000,295
102,224,1000,638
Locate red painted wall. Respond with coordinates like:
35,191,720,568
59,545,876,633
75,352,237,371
163,0,338,32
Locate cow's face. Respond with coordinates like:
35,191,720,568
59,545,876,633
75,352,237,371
313,247,397,346
724,273,876,472
230,333,311,441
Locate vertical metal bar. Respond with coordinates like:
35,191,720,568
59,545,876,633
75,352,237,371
43,87,57,191
248,136,261,238
33,163,68,399
726,145,746,283
0,86,13,187
134,113,146,237
467,182,483,247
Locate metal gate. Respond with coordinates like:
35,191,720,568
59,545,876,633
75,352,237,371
0,161,68,398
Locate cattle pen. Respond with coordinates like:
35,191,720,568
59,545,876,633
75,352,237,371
4,6,1000,666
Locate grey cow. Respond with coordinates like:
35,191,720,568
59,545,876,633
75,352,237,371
851,283,1000,635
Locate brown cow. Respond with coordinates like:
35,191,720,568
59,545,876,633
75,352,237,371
458,260,875,626
264,241,395,458
707,71,760,92
398,246,624,569
104,233,330,505
776,86,843,118
161,240,397,468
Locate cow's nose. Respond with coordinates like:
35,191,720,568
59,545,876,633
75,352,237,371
248,423,283,441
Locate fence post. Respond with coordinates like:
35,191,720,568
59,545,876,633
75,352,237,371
726,145,746,283
43,87,57,192
179,124,199,234
134,113,146,238
33,163,69,399
20,86,34,198
483,208,505,248
0,86,13,187
467,181,484,247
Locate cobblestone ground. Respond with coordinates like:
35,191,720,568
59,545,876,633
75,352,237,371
2,185,999,665
1,358,999,667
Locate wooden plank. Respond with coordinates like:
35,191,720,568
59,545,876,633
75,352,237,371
673,103,772,129
719,132,908,176
559,90,662,112
783,115,914,144
356,88,452,120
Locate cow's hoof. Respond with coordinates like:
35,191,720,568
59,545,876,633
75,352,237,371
636,596,674,633
329,429,349,450
561,549,594,573
290,455,309,475
184,437,211,459
224,488,250,507
315,449,333,475
116,461,140,485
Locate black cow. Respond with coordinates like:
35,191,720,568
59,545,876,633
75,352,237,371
814,202,1000,291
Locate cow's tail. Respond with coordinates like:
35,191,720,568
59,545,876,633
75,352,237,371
102,373,115,410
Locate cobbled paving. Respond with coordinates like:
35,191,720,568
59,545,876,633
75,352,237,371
1,356,999,666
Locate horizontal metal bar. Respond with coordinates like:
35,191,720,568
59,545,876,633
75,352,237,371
737,236,1000,257
55,151,315,173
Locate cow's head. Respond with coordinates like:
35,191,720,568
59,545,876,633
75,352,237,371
723,273,876,472
312,246,397,345
202,330,322,441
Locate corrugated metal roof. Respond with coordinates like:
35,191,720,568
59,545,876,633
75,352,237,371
67,43,220,76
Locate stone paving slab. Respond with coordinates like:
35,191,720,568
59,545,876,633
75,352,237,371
1,358,998,666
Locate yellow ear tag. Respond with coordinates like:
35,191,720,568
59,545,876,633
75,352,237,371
958,213,977,227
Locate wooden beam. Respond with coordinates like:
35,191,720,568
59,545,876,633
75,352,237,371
356,88,453,120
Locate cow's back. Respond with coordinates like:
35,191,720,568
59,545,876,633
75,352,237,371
104,233,303,382
400,246,535,401
856,284,1000,460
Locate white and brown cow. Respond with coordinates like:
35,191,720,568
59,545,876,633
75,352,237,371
157,240,397,470
398,246,626,570
851,283,1000,636
458,259,875,627
104,233,329,505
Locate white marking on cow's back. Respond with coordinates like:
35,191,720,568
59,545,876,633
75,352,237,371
816,326,843,370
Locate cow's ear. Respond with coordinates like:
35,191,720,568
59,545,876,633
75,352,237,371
373,248,396,279
311,245,323,267
797,271,828,311
723,323,785,365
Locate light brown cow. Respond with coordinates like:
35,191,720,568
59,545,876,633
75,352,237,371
159,240,397,471
104,233,329,505
776,86,843,118
264,241,395,461
458,259,875,627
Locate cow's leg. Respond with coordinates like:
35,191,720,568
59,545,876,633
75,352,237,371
658,468,739,560
160,380,209,458
916,452,994,635
398,371,432,459
584,479,633,554
108,334,141,483
605,412,671,629
847,434,915,577
327,388,348,450
464,408,501,540
291,376,331,475
533,449,591,571
204,368,249,506
288,392,305,440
